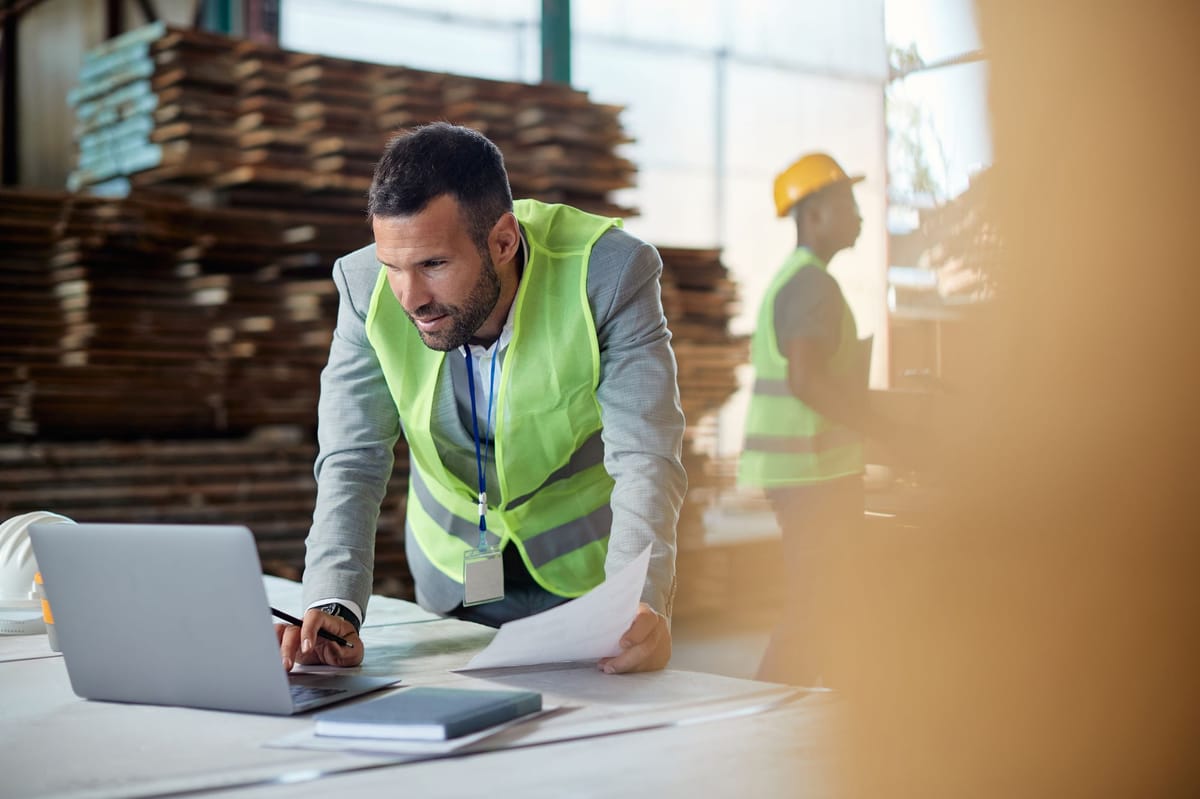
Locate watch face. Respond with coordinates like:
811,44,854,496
319,603,341,616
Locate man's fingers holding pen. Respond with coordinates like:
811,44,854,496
276,611,362,671
276,623,301,672
300,608,364,668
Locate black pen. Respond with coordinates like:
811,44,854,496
270,606,354,649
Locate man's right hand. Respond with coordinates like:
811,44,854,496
276,608,363,671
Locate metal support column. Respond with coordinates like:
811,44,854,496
541,0,570,85
1,1,17,185
194,0,240,35
106,0,124,38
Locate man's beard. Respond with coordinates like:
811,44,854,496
406,251,502,352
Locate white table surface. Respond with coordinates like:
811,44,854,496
0,581,834,799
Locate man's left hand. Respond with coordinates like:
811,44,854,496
598,602,671,674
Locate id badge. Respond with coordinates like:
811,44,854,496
463,547,505,606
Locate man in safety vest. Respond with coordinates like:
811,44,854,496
277,123,686,674
739,152,886,685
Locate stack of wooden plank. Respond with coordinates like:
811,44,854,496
69,23,244,198
0,189,404,589
444,76,637,218
140,26,243,191
68,23,638,218
511,103,636,215
0,189,373,439
374,65,448,134
67,23,166,197
213,39,311,206
0,431,414,598
290,52,386,199
658,247,749,547
0,191,91,434
218,48,388,214
659,246,747,432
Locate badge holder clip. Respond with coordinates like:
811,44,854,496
463,493,504,607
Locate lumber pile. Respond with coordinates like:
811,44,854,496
659,246,746,416
0,189,371,439
0,187,395,589
69,23,231,197
0,429,413,597
658,248,749,547
0,190,106,435
67,23,637,217
445,76,637,218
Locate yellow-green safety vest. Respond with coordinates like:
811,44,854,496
366,199,620,597
739,247,864,487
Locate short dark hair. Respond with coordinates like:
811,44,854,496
368,123,513,253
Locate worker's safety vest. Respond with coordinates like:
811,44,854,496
739,247,864,487
366,199,620,600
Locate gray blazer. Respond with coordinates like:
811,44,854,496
301,224,687,619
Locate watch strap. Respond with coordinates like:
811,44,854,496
316,602,361,632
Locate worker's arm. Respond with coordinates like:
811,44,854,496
783,335,891,442
289,251,399,669
590,229,687,673
774,266,892,442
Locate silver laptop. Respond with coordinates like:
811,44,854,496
28,522,397,715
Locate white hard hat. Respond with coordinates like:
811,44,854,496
0,511,76,607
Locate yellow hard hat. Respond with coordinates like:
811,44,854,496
773,153,864,217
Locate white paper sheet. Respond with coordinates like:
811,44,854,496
460,545,651,670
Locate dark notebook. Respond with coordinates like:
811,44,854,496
313,686,543,741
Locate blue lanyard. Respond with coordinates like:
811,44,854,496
463,344,499,552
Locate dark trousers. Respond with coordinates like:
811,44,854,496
757,476,864,686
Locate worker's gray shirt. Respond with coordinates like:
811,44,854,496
774,265,844,358
301,225,687,620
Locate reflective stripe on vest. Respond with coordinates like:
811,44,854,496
406,463,612,567
738,247,864,487
366,199,621,598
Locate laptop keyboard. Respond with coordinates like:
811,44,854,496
289,684,347,707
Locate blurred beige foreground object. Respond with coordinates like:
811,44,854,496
827,3,1200,796
0,512,76,635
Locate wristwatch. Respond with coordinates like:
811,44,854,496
316,602,361,632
